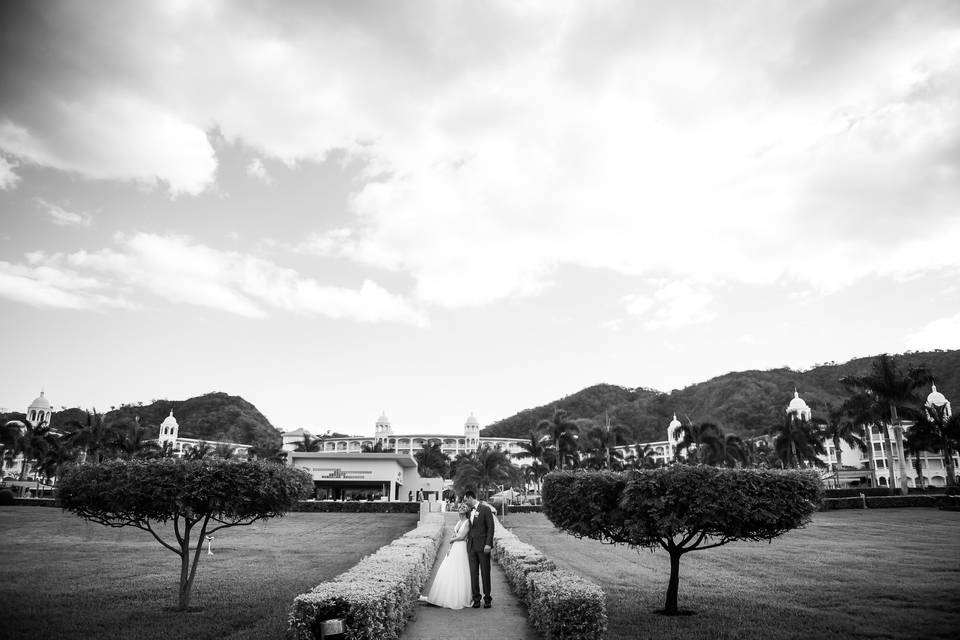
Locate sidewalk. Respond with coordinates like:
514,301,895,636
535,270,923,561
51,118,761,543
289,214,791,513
402,512,540,640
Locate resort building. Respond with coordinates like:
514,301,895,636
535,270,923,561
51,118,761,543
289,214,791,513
281,413,527,458
1,391,56,481
286,451,443,502
155,410,252,460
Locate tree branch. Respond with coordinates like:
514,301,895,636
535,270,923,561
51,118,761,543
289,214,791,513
145,521,182,555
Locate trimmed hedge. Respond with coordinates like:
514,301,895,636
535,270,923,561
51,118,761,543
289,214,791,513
494,520,607,640
823,487,947,498
287,516,444,640
821,495,949,510
503,504,544,514
292,501,420,514
12,498,58,507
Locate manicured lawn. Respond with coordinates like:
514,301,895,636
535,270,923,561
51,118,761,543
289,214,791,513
503,509,960,640
0,507,418,640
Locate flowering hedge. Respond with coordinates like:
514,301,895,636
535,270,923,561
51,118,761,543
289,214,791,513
494,520,607,640
288,516,444,640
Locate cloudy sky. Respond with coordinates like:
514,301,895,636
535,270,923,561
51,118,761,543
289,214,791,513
1,1,958,435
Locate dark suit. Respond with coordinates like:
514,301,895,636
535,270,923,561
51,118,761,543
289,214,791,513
466,502,495,604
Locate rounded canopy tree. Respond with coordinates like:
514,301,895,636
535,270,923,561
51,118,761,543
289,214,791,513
57,458,312,610
543,465,823,615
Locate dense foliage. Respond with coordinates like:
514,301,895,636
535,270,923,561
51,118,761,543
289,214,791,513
103,392,282,445
57,458,311,610
481,349,960,441
543,466,823,614
288,518,445,640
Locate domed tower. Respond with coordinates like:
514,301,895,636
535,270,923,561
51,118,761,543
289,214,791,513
925,384,952,420
667,413,682,446
26,391,53,427
464,413,480,450
786,389,812,421
159,410,179,448
375,412,393,446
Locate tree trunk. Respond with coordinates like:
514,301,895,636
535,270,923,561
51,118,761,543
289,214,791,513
944,449,957,487
177,546,192,610
889,404,909,496
663,550,682,615
880,425,896,495
833,435,842,488
864,425,878,487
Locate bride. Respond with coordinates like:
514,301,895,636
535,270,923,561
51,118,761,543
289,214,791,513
424,503,473,609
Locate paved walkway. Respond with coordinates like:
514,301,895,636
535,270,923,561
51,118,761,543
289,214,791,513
402,512,540,640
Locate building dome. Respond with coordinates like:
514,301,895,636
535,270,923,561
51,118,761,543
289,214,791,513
161,410,178,428
465,413,479,427
377,412,390,425
29,392,51,410
668,414,681,430
786,390,811,419
926,384,948,408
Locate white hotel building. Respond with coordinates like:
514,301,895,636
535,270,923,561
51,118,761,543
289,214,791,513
282,413,526,458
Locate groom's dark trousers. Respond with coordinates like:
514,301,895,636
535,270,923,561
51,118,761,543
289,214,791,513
467,503,495,604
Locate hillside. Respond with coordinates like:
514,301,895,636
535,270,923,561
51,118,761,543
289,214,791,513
480,349,960,442
102,392,282,445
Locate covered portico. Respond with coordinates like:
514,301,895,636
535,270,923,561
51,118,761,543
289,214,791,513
287,452,421,501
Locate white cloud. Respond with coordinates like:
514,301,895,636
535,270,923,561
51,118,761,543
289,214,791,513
0,156,20,190
0,260,133,310
1,2,958,299
12,233,428,326
34,198,92,227
245,157,273,184
623,281,718,330
905,312,960,351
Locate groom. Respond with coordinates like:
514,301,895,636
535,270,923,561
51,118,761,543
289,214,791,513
463,490,494,608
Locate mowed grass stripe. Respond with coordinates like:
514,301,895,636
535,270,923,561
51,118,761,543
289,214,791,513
0,508,419,640
502,509,960,640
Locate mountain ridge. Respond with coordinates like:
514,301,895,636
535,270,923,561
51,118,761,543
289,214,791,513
480,349,960,442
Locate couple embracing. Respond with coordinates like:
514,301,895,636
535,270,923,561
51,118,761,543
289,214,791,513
425,490,495,610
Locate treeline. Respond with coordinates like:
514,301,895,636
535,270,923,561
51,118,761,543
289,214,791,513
482,349,960,440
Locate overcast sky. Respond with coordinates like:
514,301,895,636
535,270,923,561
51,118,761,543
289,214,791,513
1,1,958,435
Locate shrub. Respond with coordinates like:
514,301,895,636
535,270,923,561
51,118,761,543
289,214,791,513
57,458,312,610
493,519,605,639
292,501,420,514
526,569,607,640
543,466,822,615
288,516,444,640
0,488,14,506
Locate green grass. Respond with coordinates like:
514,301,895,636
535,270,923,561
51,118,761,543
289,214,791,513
0,507,419,640
502,509,960,640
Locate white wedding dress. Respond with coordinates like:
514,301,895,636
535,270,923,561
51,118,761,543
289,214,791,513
425,519,473,609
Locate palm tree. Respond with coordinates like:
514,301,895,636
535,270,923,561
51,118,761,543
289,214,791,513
768,413,826,469
293,433,323,452
453,445,518,499
842,392,884,487
249,440,287,463
213,443,236,459
625,445,660,470
821,403,866,488
583,416,631,470
841,354,932,495
674,422,725,464
414,442,451,478
512,431,549,466
61,411,114,464
537,409,580,471
720,433,748,467
6,415,55,480
110,419,161,460
35,436,78,485
183,441,214,460
908,408,960,488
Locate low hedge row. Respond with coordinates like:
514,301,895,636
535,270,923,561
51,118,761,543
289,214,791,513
821,495,947,510
823,487,948,498
287,515,444,640
291,500,420,514
502,504,544,514
494,520,607,640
